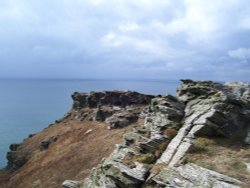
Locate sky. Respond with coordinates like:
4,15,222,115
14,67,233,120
0,0,250,81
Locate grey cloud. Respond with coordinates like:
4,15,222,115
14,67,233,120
0,0,250,80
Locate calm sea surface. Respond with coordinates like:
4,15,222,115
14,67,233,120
0,79,179,168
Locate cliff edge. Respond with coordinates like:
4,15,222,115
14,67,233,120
63,80,250,188
0,91,153,188
1,80,250,188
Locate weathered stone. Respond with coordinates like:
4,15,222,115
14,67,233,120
40,135,58,150
106,112,138,129
245,163,250,173
84,129,93,135
72,91,154,109
62,180,81,188
62,80,250,188
151,163,242,188
244,127,250,145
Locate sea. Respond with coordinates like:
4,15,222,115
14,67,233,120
0,78,179,168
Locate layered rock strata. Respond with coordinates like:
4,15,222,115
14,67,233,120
63,80,250,188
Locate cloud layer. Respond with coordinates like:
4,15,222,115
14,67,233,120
0,0,250,81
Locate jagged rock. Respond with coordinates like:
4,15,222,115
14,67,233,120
72,91,154,109
84,129,93,135
55,112,71,123
68,95,186,188
28,133,36,138
6,151,27,170
157,80,250,167
150,163,242,188
62,80,250,188
40,135,58,150
62,180,81,188
246,163,250,173
94,107,113,121
9,144,20,151
105,112,138,129
104,161,147,186
244,127,250,145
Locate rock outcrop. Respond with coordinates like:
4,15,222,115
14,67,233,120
67,91,154,128
151,163,242,188
5,91,153,172
63,80,250,188
71,90,153,109
2,81,250,188
6,144,27,170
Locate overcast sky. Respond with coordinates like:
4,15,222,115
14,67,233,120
0,0,250,81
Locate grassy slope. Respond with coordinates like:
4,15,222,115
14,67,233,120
0,119,136,188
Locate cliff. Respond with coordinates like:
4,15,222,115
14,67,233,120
1,81,250,188
0,91,153,188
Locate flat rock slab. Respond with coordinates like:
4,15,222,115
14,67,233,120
152,163,242,188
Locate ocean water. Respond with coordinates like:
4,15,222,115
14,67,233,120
0,78,179,168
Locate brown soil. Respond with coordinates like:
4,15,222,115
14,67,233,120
0,119,136,188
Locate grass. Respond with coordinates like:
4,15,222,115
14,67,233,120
32,179,42,188
184,137,250,184
134,154,155,164
0,119,136,188
189,137,215,153
150,163,167,175
122,153,155,168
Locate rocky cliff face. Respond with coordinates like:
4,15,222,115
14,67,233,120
1,81,250,188
1,90,154,188
63,80,250,188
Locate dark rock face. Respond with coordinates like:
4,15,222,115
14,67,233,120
9,144,20,151
6,143,27,170
72,91,154,109
70,91,154,129
6,152,27,170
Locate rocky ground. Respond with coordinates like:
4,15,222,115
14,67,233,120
1,80,250,188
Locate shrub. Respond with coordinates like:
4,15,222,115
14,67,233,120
229,129,247,143
189,137,214,153
229,160,247,171
150,163,167,174
164,128,178,139
154,142,168,158
135,154,155,164
32,180,42,188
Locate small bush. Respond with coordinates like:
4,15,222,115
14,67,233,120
213,92,221,97
189,137,214,153
164,128,178,139
150,163,166,174
32,180,42,188
202,163,216,171
135,154,155,164
122,153,136,167
229,129,247,143
181,156,190,164
154,142,168,158
229,160,247,171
